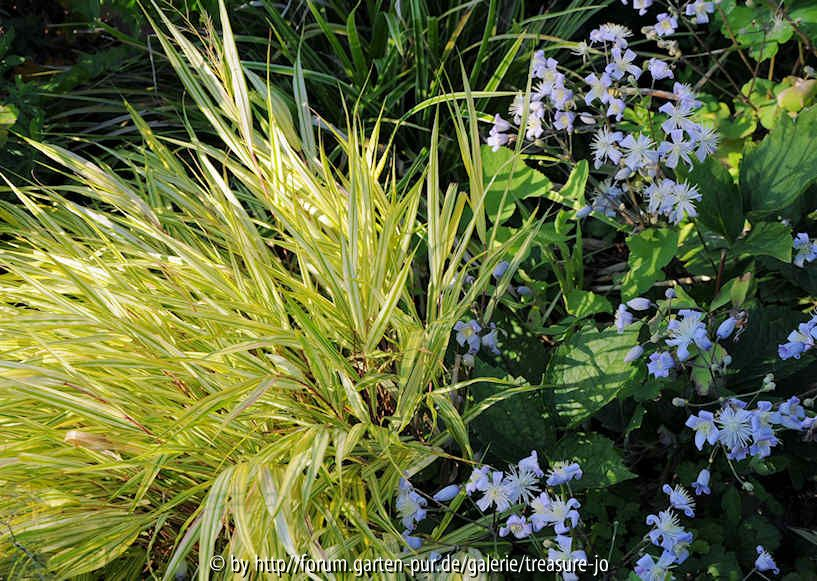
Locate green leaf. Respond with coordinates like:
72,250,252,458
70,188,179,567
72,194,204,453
688,156,744,241
549,159,589,209
546,324,641,428
550,433,636,489
481,145,552,223
733,221,792,262
565,289,612,319
740,105,817,218
620,228,679,300
469,361,554,462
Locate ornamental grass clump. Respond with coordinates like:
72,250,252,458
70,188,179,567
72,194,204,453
0,3,537,578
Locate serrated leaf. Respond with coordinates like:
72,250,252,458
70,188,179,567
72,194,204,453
733,221,792,262
481,145,552,222
550,432,636,489
688,156,744,241
620,228,679,299
469,361,554,462
547,324,641,427
740,105,817,218
565,289,612,319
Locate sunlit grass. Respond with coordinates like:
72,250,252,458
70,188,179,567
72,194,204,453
0,2,539,578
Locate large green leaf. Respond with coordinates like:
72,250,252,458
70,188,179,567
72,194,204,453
688,156,744,241
740,105,817,218
546,324,641,428
481,145,552,222
550,432,635,489
620,228,679,299
469,361,554,462
732,221,792,262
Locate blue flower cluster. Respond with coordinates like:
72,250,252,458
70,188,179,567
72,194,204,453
635,476,702,579
617,293,741,381
467,454,588,579
453,319,501,364
396,453,588,566
686,391,812,461
487,17,720,227
778,312,817,359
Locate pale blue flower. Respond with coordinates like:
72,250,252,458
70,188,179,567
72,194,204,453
490,113,511,134
476,471,512,512
620,133,658,171
645,510,693,552
432,484,460,502
668,181,701,224
546,461,583,486
591,127,623,168
632,0,654,16
717,405,754,452
606,46,641,81
516,285,532,296
686,411,719,450
465,466,490,495
655,13,678,37
589,23,632,47
454,319,482,353
548,535,588,576
615,304,634,333
518,450,545,477
686,0,715,24
658,101,697,135
648,351,675,378
778,315,817,359
690,124,719,161
775,396,806,430
635,552,676,580
550,84,574,110
503,464,541,504
531,52,558,80
606,97,627,121
692,468,711,495
658,129,694,169
755,545,779,575
749,426,779,458
662,483,696,517
486,131,509,151
793,233,817,267
583,72,612,105
481,323,501,356
645,178,678,216
553,110,575,133
492,260,509,279
396,479,428,531
673,82,702,109
531,494,581,534
499,514,532,539
646,58,673,80
666,309,711,361
591,179,624,217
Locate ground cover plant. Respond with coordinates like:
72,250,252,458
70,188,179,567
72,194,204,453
1,0,817,579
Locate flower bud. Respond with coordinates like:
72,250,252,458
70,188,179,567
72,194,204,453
624,345,644,363
742,482,754,493
627,297,652,311
671,397,687,407
432,484,461,503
